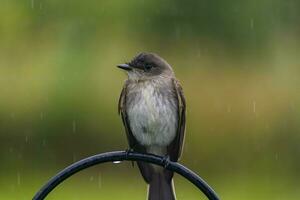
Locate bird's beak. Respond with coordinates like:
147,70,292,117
117,63,132,71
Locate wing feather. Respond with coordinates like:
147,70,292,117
118,82,137,149
168,79,186,161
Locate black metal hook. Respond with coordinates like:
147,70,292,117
32,151,220,200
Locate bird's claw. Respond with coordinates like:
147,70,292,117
125,148,135,167
125,148,134,157
162,155,170,168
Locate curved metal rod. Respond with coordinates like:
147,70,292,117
32,151,220,200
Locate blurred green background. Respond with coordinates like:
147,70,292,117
1,0,300,199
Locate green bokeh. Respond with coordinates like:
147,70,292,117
0,0,299,199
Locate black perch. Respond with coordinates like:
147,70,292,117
33,151,220,200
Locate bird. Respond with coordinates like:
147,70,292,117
117,52,186,200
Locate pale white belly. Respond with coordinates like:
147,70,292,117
126,83,178,149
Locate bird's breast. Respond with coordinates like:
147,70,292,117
126,80,178,147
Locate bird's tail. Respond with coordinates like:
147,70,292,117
148,173,176,200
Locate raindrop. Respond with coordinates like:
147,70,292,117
25,135,29,143
250,18,254,29
253,101,256,113
40,112,44,120
72,120,76,133
90,176,94,181
113,161,122,164
31,0,34,9
42,139,46,146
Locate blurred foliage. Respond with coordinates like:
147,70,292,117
0,0,300,199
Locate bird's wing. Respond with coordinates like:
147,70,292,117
168,79,186,161
118,81,137,149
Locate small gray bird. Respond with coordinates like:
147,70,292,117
117,52,186,200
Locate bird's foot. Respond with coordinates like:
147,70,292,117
162,155,170,168
125,148,135,167
125,148,134,156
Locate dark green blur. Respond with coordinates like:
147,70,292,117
0,0,299,199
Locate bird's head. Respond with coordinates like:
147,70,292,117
117,52,174,81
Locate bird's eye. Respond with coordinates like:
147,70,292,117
144,63,152,71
